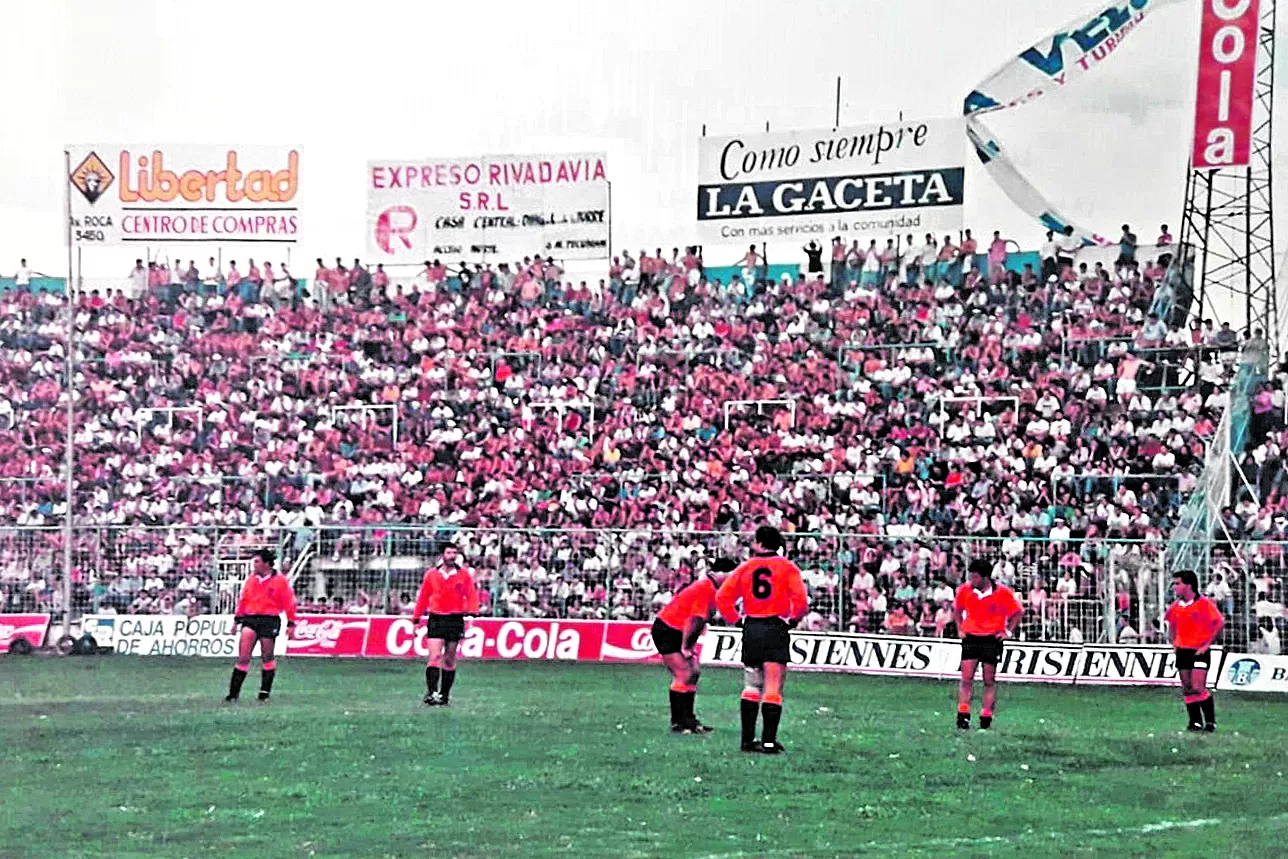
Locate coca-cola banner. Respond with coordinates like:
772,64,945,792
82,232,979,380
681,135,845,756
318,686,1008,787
364,617,610,662
0,613,51,653
287,615,372,657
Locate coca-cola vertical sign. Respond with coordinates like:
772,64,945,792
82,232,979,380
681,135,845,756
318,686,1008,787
1192,0,1261,169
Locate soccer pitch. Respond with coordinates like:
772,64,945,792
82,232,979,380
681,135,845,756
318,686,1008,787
3,658,1286,859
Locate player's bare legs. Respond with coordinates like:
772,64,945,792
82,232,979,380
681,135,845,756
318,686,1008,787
758,662,787,752
424,636,445,705
225,625,261,702
439,639,460,704
957,659,978,729
661,651,696,729
979,663,997,728
257,635,277,701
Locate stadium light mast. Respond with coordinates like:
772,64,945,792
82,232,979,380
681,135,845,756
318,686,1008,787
1176,0,1278,348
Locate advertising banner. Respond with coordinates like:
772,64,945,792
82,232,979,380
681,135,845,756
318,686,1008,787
363,616,609,662
65,145,301,246
696,119,965,245
287,614,372,657
0,613,51,653
366,154,609,262
1192,0,1261,169
697,628,1222,687
962,0,1188,246
81,614,288,657
1217,652,1288,693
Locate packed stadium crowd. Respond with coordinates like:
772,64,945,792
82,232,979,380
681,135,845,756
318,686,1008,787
1,227,1285,648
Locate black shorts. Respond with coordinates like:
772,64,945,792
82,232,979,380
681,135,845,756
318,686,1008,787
960,634,1004,667
236,614,281,640
427,613,467,642
1175,648,1212,671
742,617,791,667
651,618,684,656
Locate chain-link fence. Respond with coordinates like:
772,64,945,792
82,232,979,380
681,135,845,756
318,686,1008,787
2,526,1285,651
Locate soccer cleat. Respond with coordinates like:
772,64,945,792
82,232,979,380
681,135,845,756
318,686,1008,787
257,692,271,703
756,741,785,755
979,716,993,730
423,694,442,707
1186,722,1205,732
956,713,971,731
1203,723,1216,733
741,740,763,753
223,695,238,704
672,723,696,734
688,721,715,734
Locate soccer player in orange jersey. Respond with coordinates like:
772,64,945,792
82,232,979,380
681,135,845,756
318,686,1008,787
953,558,1022,730
651,558,735,734
411,543,480,706
226,549,298,703
716,525,809,754
1166,569,1224,732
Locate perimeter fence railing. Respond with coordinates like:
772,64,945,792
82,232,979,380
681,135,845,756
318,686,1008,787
2,526,1284,651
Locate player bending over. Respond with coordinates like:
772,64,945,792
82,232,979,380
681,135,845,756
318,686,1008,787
651,558,735,734
1166,569,1224,732
716,525,809,755
411,543,480,706
953,558,1022,730
226,549,298,703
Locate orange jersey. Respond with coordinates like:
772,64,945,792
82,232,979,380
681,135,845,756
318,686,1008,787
412,568,480,618
716,555,809,624
235,573,298,623
657,577,717,630
1166,597,1223,649
954,584,1022,636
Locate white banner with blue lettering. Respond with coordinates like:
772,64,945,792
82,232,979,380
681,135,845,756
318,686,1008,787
963,0,1190,247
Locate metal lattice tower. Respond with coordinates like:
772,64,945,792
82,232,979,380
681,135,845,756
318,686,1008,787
1175,0,1278,345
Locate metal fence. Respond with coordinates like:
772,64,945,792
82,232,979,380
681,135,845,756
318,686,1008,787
2,526,1284,651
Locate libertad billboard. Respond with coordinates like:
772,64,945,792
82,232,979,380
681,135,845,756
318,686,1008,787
366,153,610,262
65,145,301,246
696,118,965,245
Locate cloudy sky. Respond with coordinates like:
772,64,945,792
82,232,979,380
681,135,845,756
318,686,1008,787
1,0,1282,280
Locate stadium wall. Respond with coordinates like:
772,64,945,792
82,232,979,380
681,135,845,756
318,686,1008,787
68,612,1240,690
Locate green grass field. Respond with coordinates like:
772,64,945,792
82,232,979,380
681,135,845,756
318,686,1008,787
3,657,1288,859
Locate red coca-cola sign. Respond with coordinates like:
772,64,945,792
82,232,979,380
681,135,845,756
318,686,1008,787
287,614,371,657
0,614,51,653
600,621,663,663
364,616,607,662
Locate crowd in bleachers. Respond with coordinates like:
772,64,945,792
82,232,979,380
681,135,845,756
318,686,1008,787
1,226,1285,647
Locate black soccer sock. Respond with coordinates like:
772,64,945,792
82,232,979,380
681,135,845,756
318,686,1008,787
761,702,783,745
1185,701,1202,725
425,666,441,696
740,698,760,745
228,667,248,699
1199,695,1216,726
440,669,456,702
259,669,276,697
681,690,697,723
669,689,684,724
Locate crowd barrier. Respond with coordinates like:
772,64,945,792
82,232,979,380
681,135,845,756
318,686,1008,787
73,613,1254,692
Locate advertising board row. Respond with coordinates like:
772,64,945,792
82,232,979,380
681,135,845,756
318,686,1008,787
73,614,1288,692
0,614,52,653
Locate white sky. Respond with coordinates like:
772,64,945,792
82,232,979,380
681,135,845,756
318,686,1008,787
2,0,1284,278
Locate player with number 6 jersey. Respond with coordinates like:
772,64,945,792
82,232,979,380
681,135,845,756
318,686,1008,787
716,525,809,754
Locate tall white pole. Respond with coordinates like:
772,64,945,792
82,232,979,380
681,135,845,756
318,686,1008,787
62,150,76,638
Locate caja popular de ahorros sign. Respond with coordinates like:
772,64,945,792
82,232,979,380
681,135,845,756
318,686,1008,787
696,118,966,245
65,145,301,246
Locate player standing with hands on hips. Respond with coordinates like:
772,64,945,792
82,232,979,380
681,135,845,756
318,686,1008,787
412,543,480,706
226,549,297,703
954,558,1022,730
651,557,736,734
716,526,809,754
1166,569,1224,732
